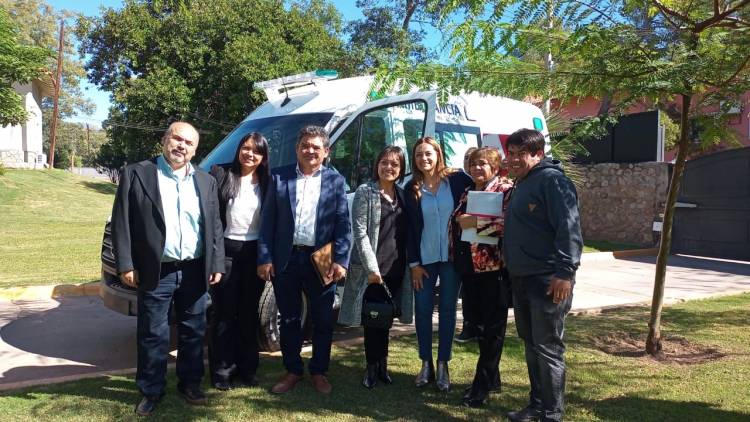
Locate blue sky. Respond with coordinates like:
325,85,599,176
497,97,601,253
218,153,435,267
46,0,445,127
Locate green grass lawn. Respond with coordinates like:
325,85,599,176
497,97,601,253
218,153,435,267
0,169,114,288
1,293,747,421
583,240,645,253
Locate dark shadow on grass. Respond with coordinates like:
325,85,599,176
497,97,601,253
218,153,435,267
78,180,117,195
583,395,750,422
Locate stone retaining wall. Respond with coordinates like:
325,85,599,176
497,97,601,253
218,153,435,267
577,162,670,246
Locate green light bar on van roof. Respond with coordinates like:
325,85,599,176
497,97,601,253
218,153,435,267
254,70,339,90
533,117,544,131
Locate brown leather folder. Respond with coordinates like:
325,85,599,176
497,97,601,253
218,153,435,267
310,242,335,286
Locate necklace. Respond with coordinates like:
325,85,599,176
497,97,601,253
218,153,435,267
380,189,397,211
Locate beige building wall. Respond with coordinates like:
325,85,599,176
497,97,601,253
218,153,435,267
0,81,47,168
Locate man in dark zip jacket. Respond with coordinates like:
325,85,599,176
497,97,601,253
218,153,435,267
502,129,582,422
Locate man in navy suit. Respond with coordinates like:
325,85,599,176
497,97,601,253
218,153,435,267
258,125,352,395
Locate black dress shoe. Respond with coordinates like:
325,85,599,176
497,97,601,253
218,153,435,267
377,358,393,385
239,374,259,387
212,380,232,391
362,363,378,389
135,395,161,417
178,386,207,405
462,385,488,408
506,406,542,422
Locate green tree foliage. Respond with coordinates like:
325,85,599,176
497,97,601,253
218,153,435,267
0,7,49,126
1,0,95,119
346,0,439,72
42,116,108,169
380,0,750,355
77,0,350,169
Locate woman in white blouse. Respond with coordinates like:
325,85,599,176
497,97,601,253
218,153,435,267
208,132,269,391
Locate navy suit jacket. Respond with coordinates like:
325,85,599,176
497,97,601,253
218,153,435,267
258,164,352,272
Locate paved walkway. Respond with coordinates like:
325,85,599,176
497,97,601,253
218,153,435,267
1,254,749,391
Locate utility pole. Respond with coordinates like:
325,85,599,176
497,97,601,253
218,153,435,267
47,19,64,169
543,0,554,116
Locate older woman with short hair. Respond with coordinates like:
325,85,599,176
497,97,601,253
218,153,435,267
450,147,513,407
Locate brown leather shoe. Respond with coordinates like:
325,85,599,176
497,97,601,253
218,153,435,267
310,374,332,394
271,372,303,394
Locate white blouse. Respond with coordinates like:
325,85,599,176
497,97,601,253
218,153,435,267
224,176,261,241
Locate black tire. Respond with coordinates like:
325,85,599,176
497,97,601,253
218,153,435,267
257,280,308,352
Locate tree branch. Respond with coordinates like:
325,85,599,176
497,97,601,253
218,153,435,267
570,0,620,26
649,0,694,28
720,53,750,87
695,0,750,32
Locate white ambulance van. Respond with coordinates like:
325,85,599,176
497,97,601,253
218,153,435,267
200,70,549,190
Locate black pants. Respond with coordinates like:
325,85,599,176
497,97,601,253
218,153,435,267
462,270,510,393
137,259,207,397
209,239,265,383
363,275,402,364
273,249,336,375
511,273,573,422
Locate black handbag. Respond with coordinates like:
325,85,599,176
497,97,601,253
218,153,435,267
361,283,398,330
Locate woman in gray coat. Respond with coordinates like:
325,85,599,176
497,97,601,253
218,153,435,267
338,146,413,389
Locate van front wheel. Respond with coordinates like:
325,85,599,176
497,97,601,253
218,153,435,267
257,281,308,352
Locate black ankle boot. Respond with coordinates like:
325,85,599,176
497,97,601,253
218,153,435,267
363,363,378,389
378,358,393,384
415,359,434,387
436,361,450,392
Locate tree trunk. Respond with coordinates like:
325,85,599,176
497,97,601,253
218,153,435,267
646,93,692,356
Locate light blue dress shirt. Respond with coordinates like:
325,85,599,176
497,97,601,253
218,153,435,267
419,179,453,265
157,155,203,262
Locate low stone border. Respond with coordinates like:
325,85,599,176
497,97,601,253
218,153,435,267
581,247,658,263
0,282,100,301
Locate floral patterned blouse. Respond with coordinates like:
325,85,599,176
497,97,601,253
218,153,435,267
449,176,514,274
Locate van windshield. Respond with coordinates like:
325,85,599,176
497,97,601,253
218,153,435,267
199,113,334,170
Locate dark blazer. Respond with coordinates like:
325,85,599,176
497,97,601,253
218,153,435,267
111,157,225,291
404,170,473,265
258,164,352,272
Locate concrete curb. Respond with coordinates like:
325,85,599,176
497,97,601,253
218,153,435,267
580,247,658,263
0,282,100,301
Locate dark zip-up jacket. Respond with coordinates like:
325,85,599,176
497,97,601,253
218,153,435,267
503,159,582,280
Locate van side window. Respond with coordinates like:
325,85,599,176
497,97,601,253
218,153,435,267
328,117,359,192
356,112,388,186
436,123,481,169
355,101,427,185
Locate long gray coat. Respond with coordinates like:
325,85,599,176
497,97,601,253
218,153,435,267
338,182,414,327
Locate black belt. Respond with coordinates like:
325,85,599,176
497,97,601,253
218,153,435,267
291,245,315,253
161,258,201,271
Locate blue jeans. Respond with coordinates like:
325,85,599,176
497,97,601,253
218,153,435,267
511,273,573,422
136,260,207,397
414,261,461,362
272,249,336,375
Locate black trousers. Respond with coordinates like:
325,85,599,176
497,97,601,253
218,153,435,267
208,239,265,383
462,270,510,392
511,273,573,422
363,275,402,364
273,249,336,375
